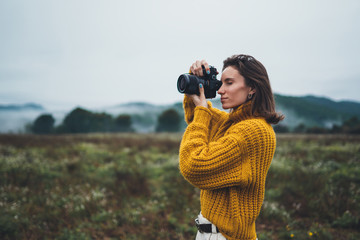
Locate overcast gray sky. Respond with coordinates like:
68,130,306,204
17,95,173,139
1,0,359,110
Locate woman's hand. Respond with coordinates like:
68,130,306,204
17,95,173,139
189,60,210,77
187,60,209,108
186,83,208,108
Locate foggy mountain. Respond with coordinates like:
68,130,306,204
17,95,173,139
1,94,360,133
0,103,46,133
274,94,360,129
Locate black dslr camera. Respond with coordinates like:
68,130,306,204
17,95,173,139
177,66,222,99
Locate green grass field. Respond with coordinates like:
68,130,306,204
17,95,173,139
0,133,359,240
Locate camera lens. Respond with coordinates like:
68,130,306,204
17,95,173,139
177,74,200,95
177,75,188,93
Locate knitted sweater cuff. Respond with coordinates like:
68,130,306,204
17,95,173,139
183,95,195,108
193,106,212,127
184,95,213,110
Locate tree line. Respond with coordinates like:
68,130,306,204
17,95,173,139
29,107,181,134
29,106,360,134
273,116,360,134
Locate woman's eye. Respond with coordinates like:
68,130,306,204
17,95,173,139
226,82,233,85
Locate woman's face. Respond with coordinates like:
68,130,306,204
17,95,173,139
218,66,255,109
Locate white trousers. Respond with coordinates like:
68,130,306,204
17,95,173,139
195,212,258,240
195,212,227,240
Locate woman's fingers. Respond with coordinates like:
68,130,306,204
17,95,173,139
194,60,203,76
189,59,210,76
200,60,210,74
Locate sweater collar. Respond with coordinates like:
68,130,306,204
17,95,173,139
228,100,254,122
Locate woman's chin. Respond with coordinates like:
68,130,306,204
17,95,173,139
221,104,230,110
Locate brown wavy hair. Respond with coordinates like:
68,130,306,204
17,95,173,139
223,54,284,124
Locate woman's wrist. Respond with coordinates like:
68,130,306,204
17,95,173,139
195,101,208,108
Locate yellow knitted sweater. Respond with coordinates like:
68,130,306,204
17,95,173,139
179,96,276,240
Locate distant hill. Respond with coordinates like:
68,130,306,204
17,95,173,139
0,103,44,111
0,103,46,133
1,94,360,133
273,94,360,128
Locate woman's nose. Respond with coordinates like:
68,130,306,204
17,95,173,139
217,85,225,94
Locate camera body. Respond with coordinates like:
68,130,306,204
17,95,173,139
177,66,222,99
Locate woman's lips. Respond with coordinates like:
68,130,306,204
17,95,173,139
221,98,227,103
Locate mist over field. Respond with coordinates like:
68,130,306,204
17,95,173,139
0,102,167,133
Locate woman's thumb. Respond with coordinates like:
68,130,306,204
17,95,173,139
199,83,205,98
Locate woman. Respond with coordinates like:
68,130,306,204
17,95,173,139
179,54,284,240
